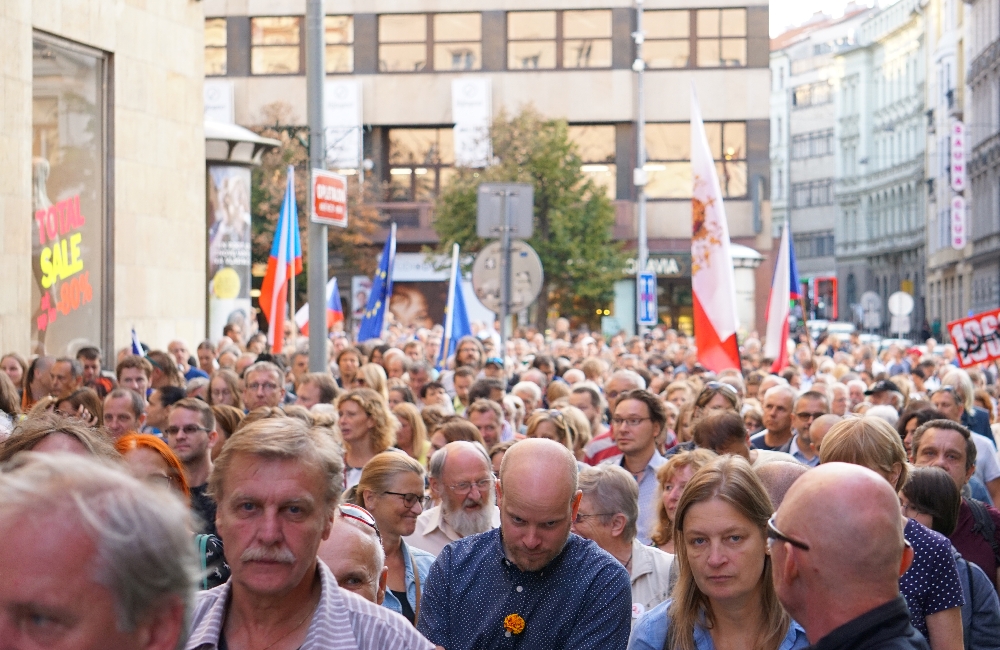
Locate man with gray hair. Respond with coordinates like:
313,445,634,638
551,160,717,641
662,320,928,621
572,464,674,624
751,384,798,451
584,370,646,465
511,381,543,416
242,360,286,411
405,441,499,555
188,416,432,649
0,452,197,648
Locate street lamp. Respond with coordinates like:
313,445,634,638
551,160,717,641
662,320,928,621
633,0,649,335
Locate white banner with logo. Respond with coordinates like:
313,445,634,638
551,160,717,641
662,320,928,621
452,78,491,168
325,79,363,169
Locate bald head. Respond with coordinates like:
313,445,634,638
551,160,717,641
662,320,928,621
809,414,842,453
772,463,907,640
500,438,578,500
754,461,809,508
318,514,386,605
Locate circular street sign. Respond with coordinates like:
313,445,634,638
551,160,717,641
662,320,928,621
471,240,544,314
887,291,915,316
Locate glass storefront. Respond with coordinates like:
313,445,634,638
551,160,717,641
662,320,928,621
31,34,109,356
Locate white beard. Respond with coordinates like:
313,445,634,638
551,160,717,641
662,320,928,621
443,491,495,538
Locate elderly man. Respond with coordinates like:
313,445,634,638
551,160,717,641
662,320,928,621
771,462,929,649
406,441,500,555
188,417,431,649
750,385,797,451
418,438,632,649
847,379,868,410
511,381,543,415
466,399,505,448
572,464,673,624
49,356,84,399
911,419,1000,591
777,390,830,467
584,370,646,465
830,383,850,416
169,339,209,382
0,452,196,648
242,361,286,411
319,509,388,605
103,387,147,440
866,380,904,409
809,414,842,455
166,398,219,536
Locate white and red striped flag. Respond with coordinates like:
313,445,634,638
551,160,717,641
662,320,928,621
690,89,741,373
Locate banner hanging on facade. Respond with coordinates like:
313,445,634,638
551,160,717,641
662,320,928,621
452,78,491,167
207,165,253,341
324,79,362,169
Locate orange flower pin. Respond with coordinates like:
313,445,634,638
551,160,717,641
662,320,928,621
503,613,526,635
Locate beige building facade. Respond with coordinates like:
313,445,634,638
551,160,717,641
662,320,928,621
1,0,207,358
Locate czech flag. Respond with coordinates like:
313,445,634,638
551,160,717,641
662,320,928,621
294,277,344,336
259,165,303,354
764,223,801,372
436,243,472,369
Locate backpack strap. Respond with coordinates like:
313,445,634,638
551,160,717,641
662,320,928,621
966,498,1000,570
195,533,210,591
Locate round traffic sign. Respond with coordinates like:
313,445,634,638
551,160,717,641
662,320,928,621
887,291,914,316
471,240,544,314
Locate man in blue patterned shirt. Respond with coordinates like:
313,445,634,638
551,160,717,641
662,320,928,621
417,438,632,650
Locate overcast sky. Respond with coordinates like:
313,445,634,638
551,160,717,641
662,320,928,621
769,0,880,37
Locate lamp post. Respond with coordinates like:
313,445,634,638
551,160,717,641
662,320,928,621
633,0,649,335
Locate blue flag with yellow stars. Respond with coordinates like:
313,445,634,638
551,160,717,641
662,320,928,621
357,224,396,342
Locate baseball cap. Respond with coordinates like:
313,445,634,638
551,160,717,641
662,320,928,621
485,357,504,367
905,347,921,356
865,379,900,396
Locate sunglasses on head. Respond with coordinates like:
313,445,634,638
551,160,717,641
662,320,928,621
339,504,381,541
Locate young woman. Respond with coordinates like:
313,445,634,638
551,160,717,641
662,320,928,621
337,388,397,489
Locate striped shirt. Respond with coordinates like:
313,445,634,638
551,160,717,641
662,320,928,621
186,560,433,650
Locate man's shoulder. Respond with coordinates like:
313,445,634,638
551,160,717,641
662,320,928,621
564,535,631,581
599,453,625,466
337,588,434,649
436,527,501,564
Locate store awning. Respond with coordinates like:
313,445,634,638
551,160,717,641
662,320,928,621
205,120,281,166
730,243,765,269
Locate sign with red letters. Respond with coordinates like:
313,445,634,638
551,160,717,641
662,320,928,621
311,169,348,228
948,310,1000,367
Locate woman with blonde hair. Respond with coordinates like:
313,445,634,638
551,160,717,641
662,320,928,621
650,448,717,553
392,402,430,466
207,369,244,410
525,409,574,452
354,362,390,403
337,388,398,488
630,455,807,650
350,452,434,625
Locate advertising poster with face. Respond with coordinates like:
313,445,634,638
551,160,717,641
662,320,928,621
207,166,253,340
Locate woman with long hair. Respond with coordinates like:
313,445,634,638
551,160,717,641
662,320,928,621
0,353,27,397
392,402,429,466
630,455,808,650
650,449,717,554
354,363,390,403
207,369,244,410
337,388,398,489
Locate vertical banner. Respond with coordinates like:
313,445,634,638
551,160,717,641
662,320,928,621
324,79,362,169
951,195,967,250
204,79,235,123
207,166,253,341
452,78,492,168
951,120,966,192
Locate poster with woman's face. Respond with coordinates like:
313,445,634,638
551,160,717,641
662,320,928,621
389,282,447,330
207,166,252,340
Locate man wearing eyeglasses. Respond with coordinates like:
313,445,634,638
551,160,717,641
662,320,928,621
777,390,830,467
771,463,927,650
243,361,286,411
406,441,499,556
602,389,668,545
166,398,219,536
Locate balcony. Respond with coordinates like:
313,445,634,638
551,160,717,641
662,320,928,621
969,38,1000,85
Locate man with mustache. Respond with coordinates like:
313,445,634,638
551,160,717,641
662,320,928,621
187,416,432,650
405,441,500,555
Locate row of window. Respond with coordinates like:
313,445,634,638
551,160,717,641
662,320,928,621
793,232,835,258
204,9,749,76
792,81,832,108
791,179,834,207
383,122,748,202
791,129,834,159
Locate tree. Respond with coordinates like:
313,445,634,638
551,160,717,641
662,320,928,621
433,107,625,329
251,102,381,307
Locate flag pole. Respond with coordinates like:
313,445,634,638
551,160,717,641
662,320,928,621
289,192,298,350
380,223,397,340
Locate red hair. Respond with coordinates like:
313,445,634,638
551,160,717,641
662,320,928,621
114,433,190,499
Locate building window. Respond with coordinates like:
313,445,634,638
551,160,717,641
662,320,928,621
507,10,612,70
568,125,617,199
379,14,483,72
251,17,301,75
325,16,354,73
644,8,746,69
791,179,834,207
792,81,832,107
205,18,227,76
791,129,834,159
387,128,454,201
644,122,747,199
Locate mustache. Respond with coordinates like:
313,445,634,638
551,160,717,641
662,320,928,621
240,545,296,564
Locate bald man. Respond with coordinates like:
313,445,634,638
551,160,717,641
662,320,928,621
771,463,929,649
809,414,842,455
754,460,809,508
318,513,388,605
417,439,632,650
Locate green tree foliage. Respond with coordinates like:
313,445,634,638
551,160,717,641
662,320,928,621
433,108,625,328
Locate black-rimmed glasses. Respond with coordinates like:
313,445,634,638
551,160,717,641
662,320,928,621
383,491,431,509
339,504,381,541
766,514,810,551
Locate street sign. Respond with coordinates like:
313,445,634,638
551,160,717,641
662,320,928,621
471,240,543,313
638,271,658,326
311,169,348,228
476,183,534,239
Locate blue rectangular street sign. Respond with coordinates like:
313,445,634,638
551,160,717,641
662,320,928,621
638,271,658,326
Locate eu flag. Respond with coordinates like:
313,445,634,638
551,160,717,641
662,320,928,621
357,224,396,342
437,243,472,369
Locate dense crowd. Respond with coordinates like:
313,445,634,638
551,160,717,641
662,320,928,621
1,319,999,650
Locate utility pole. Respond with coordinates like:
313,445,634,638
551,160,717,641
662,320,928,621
633,0,649,336
305,0,328,371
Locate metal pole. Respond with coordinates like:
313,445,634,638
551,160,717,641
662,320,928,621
499,190,512,366
306,0,328,372
634,0,649,335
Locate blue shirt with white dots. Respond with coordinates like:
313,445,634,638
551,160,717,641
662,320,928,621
417,528,632,650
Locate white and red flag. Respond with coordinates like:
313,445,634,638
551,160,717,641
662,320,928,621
690,90,741,373
764,223,801,372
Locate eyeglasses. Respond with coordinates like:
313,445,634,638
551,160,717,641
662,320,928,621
339,504,381,541
766,514,810,551
383,491,431,508
794,411,827,421
612,416,652,428
446,478,494,494
247,382,279,392
574,512,614,524
164,425,210,436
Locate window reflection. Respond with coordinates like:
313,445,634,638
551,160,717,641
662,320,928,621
251,17,301,74
325,15,354,73
644,122,748,199
205,18,227,76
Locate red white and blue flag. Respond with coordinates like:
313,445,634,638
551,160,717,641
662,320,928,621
765,223,801,372
294,277,344,336
259,165,303,354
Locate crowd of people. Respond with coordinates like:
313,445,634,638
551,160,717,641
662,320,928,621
1,320,1000,649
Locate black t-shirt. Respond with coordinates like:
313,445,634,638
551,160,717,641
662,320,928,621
190,483,218,537
392,589,416,624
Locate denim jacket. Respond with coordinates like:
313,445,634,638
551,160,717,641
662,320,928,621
382,540,436,618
